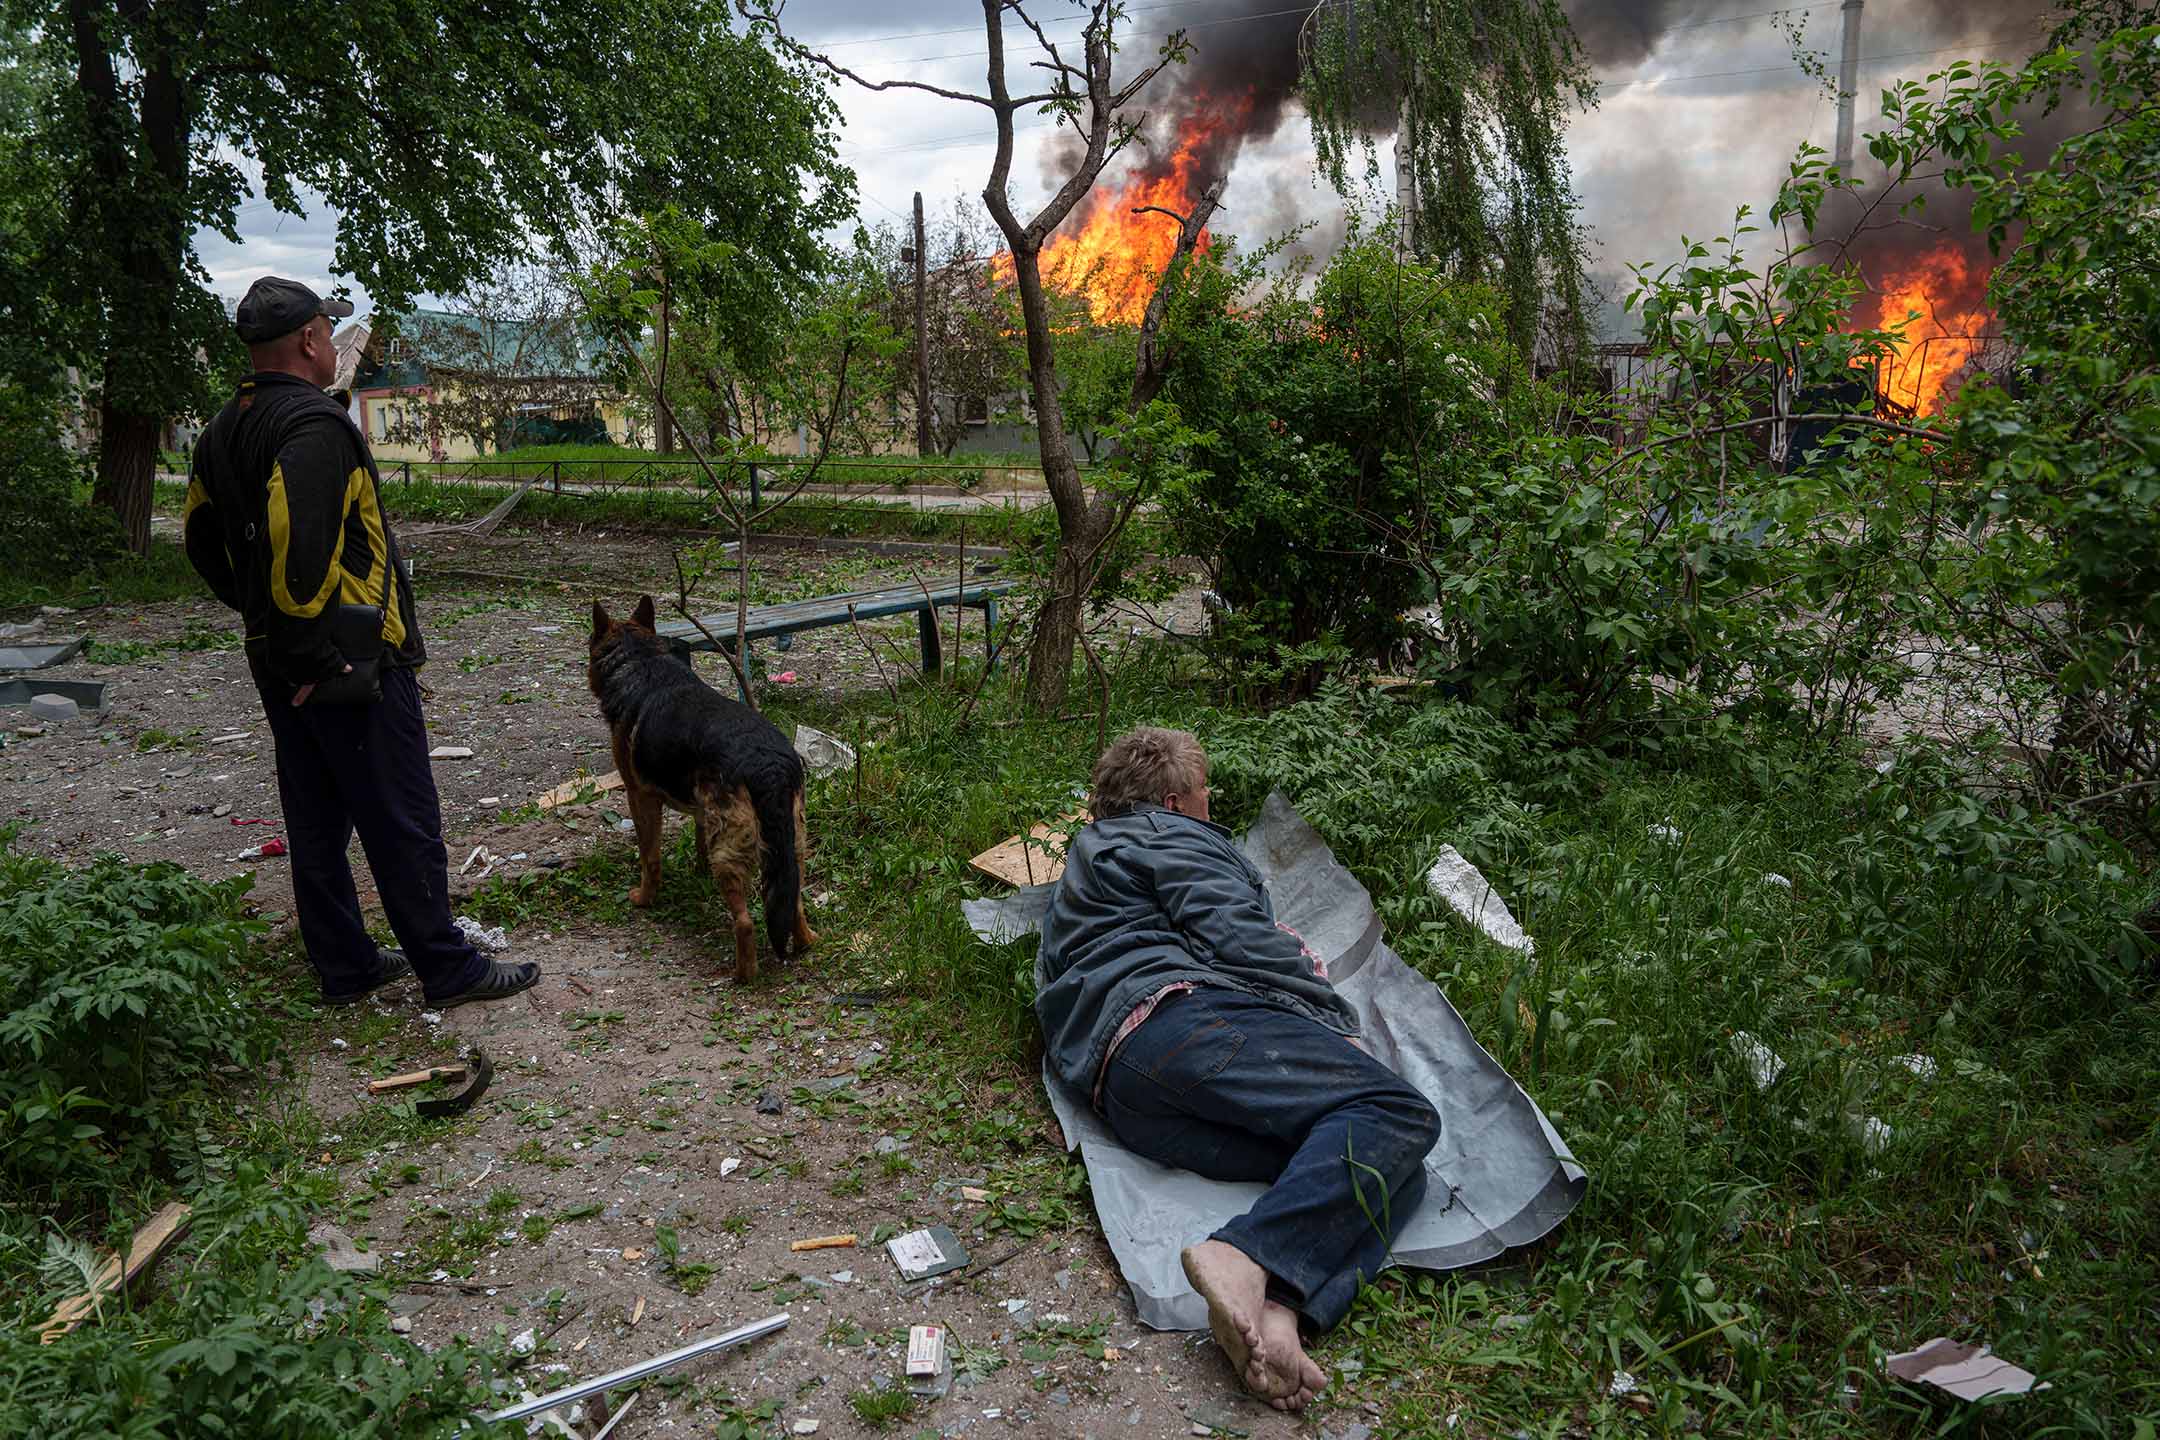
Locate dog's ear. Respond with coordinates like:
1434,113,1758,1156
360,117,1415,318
590,601,611,643
632,594,657,631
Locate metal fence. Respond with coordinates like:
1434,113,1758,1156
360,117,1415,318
383,452,1073,538
386,452,1079,502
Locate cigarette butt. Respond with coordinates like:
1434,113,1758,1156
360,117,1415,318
790,1233,857,1252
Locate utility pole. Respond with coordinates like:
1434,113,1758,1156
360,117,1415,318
1394,96,1416,253
1833,0,1864,172
912,192,931,458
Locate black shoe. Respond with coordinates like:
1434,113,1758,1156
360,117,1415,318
322,948,415,1007
429,959,542,1010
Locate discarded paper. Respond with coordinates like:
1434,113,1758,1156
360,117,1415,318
886,1225,969,1283
793,724,856,778
1886,1337,2048,1402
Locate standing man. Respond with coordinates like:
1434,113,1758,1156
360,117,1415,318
1035,728,1440,1412
185,276,539,1009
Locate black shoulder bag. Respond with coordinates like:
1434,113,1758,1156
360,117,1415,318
301,532,393,707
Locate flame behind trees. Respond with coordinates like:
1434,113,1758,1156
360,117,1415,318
1863,246,1994,416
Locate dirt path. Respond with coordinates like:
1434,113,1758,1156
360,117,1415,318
0,533,997,914
305,915,1350,1439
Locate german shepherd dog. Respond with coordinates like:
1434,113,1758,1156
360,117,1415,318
587,595,815,981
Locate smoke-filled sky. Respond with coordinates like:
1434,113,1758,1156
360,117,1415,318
194,0,2060,336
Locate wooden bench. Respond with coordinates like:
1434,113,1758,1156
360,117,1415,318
659,579,1015,700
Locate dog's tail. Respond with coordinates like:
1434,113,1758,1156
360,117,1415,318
747,762,805,960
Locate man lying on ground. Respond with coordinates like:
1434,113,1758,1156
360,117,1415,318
1033,728,1440,1411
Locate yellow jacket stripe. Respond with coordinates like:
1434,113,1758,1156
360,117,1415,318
267,463,405,648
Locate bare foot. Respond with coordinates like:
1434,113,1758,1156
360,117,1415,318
1182,1241,1280,1400
1259,1301,1328,1412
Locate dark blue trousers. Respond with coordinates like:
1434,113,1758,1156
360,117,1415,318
1101,987,1440,1331
257,664,487,1004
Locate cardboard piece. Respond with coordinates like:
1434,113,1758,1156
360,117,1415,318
537,770,624,811
40,1201,193,1342
1885,1337,2048,1402
969,809,1086,888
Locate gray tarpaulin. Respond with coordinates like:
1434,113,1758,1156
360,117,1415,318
962,792,1586,1331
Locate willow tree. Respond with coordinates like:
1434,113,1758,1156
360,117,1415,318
1300,0,1592,361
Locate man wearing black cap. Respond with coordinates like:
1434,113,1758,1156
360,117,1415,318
184,276,540,1009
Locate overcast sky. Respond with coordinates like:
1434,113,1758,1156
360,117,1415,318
192,0,2049,335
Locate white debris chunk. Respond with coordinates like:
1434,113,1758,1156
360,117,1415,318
1849,1113,1893,1155
1424,846,1534,954
1730,1031,1786,1091
1893,1054,1938,1082
455,915,508,952
1649,822,1684,844
793,725,856,778
1762,873,1793,890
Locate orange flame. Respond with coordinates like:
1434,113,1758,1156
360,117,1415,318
1863,248,1991,416
995,102,1243,325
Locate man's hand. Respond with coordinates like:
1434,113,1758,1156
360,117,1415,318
292,663,353,707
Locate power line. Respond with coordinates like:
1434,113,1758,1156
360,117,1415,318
1604,33,2039,90
814,0,1827,55
836,32,2041,164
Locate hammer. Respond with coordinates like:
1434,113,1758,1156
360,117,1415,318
365,1047,494,1118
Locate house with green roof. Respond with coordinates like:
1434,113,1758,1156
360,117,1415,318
351,306,641,461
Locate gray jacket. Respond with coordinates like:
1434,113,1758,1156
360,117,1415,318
1034,805,1362,1098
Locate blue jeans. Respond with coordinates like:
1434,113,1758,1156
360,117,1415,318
1100,986,1440,1331
257,664,488,1003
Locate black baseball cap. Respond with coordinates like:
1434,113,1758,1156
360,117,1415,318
234,276,354,343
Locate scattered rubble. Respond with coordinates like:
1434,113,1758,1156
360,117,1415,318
308,1222,380,1274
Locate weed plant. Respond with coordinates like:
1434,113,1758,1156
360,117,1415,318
0,842,520,1435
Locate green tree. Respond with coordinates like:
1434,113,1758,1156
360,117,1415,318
5,0,847,555
1300,0,1592,362
758,0,1212,712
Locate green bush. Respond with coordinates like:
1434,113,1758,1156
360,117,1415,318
0,842,273,1218
1158,238,1540,695
0,1164,517,1439
0,384,127,580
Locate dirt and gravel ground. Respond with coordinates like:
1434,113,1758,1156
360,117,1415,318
1,525,1333,1440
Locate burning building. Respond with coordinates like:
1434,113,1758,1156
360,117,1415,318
990,0,2065,428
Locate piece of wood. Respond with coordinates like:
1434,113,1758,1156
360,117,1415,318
968,808,1086,888
367,1065,467,1095
537,770,624,811
40,1201,192,1343
789,1233,857,1252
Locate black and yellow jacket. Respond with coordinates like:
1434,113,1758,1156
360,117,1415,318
184,371,425,691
